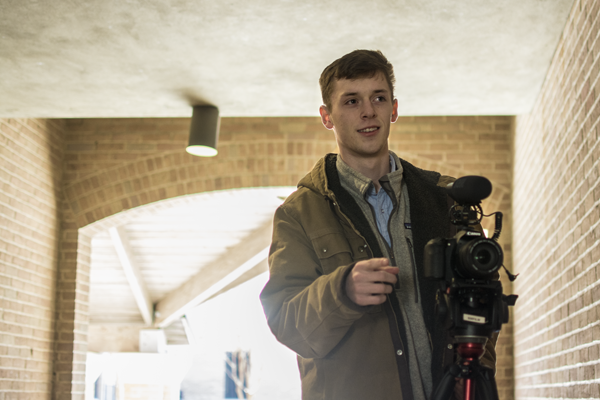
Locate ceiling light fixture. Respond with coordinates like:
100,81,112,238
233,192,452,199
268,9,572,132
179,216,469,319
186,105,220,157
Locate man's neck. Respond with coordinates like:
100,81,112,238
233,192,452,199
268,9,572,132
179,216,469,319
339,152,390,191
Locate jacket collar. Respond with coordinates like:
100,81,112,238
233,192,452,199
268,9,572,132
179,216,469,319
335,152,405,201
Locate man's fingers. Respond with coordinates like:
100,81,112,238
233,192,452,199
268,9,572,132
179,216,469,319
379,266,399,275
355,294,387,306
347,259,399,306
354,258,389,271
357,282,394,296
375,282,394,295
373,271,398,285
355,269,397,285
350,261,398,285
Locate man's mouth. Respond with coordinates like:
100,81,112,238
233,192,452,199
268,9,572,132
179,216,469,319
358,127,379,133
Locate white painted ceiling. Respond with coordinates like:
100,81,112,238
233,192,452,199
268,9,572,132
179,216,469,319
89,187,294,333
1,0,574,118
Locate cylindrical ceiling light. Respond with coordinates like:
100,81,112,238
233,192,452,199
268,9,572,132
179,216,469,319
186,105,220,157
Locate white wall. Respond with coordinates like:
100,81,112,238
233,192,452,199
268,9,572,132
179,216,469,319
181,272,301,400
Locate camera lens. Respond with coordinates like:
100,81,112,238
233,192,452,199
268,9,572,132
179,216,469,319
457,238,503,279
475,250,491,264
473,244,494,267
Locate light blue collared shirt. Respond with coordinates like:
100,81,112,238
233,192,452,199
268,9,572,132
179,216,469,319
365,154,396,247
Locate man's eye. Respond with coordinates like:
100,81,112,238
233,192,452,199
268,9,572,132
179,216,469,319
346,99,357,105
375,96,386,102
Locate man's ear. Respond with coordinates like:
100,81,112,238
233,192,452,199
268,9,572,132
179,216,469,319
391,99,399,123
319,105,334,130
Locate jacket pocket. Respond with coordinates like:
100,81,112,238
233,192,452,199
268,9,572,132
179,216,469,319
348,237,370,261
311,232,353,274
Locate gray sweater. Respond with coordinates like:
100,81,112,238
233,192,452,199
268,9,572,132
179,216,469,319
337,152,433,400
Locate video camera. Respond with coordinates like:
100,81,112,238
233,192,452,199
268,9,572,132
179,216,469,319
424,176,518,400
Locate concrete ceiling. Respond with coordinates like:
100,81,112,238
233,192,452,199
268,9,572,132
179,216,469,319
1,0,574,118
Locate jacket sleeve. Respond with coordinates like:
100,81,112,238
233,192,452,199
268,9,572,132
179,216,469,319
259,203,369,359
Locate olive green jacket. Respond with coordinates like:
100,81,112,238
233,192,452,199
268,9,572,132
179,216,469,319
260,154,496,400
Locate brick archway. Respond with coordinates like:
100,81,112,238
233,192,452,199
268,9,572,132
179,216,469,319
54,117,339,399
53,115,514,399
62,149,509,232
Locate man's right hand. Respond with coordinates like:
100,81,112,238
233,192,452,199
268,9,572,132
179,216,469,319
345,258,399,306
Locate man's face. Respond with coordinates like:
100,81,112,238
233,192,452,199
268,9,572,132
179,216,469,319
320,73,398,164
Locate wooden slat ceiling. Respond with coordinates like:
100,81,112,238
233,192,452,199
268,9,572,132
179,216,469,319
89,187,294,326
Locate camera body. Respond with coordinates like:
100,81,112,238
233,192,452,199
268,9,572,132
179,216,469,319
424,229,509,339
424,229,503,281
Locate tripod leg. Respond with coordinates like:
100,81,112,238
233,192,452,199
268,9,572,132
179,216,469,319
432,364,462,400
464,377,475,400
474,367,499,400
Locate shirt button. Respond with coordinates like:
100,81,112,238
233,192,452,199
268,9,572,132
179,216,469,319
322,249,327,253
447,344,453,350
396,350,403,356
359,248,364,253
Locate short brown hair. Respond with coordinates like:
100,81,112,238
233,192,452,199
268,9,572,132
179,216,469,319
319,50,395,111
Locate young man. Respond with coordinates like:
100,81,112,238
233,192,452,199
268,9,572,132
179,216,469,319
260,50,496,400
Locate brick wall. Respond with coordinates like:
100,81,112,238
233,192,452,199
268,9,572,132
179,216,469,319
390,116,512,233
61,117,336,227
53,216,91,400
0,119,65,399
0,114,515,399
513,0,600,398
62,116,512,230
62,115,514,400
390,116,515,400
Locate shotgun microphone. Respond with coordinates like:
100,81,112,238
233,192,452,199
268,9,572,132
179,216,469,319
445,176,492,205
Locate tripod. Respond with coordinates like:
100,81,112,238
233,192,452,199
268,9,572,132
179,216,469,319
428,277,516,400
432,337,499,400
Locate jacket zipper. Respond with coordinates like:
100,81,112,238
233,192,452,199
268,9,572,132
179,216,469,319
385,293,414,400
405,237,420,304
387,293,404,348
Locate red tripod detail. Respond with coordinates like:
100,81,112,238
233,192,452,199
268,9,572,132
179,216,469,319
457,343,485,400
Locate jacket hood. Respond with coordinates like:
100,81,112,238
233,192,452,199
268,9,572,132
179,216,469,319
297,155,333,196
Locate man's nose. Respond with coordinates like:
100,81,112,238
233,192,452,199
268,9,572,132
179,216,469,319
361,101,376,118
